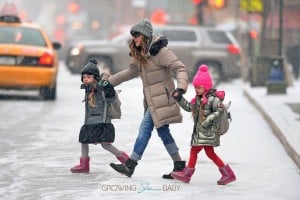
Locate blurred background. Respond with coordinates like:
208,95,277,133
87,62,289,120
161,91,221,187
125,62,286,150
1,0,300,81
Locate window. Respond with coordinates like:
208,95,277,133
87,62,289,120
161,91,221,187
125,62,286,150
0,27,46,46
208,31,231,44
155,29,197,42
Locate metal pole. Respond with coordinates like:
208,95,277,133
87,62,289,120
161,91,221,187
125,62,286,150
278,0,283,56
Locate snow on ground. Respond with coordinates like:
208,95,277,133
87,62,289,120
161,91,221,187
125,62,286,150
0,65,299,200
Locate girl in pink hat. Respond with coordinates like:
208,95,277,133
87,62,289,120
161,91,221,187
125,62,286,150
171,64,236,184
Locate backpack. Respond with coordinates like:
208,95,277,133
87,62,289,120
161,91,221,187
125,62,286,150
98,77,122,119
107,90,122,119
212,90,232,135
219,101,232,135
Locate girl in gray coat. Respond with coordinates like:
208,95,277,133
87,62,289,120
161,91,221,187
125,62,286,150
171,65,236,184
70,59,129,173
108,19,189,178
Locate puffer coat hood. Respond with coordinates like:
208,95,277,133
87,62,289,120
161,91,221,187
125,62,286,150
149,35,168,56
108,35,188,128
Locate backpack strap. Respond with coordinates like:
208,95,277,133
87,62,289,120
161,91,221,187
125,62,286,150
102,91,108,123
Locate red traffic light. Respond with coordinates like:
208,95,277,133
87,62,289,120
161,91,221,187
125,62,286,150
193,0,204,5
249,30,258,39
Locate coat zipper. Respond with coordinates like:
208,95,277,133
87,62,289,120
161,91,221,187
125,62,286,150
164,86,170,103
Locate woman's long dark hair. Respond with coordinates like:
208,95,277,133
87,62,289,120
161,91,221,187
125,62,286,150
129,36,149,66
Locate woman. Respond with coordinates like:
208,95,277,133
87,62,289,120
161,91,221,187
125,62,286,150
107,19,189,179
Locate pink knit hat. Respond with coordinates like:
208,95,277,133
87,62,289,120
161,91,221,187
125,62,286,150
192,64,213,91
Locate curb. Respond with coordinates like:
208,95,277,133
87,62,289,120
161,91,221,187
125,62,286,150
244,90,300,169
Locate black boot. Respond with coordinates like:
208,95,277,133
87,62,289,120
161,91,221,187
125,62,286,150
162,161,186,179
110,158,138,177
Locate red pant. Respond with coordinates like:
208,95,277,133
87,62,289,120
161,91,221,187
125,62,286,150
188,146,225,168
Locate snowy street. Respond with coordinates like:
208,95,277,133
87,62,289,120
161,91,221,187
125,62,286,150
0,64,299,200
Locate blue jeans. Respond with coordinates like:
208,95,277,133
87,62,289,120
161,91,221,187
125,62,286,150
131,109,179,161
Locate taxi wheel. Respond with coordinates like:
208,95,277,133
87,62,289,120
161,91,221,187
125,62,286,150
40,83,56,100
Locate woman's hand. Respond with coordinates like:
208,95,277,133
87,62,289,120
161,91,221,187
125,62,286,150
100,80,115,98
172,88,185,101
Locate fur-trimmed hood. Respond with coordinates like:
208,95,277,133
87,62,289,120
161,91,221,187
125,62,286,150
148,35,168,56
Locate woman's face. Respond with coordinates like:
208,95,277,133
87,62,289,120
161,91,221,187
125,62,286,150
195,86,205,96
131,32,143,47
82,74,96,85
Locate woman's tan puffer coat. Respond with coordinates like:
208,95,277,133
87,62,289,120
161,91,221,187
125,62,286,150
108,35,188,128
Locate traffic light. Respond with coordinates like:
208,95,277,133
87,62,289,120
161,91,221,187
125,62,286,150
192,0,208,25
249,29,258,40
68,1,80,14
193,0,227,9
209,0,227,9
192,0,208,6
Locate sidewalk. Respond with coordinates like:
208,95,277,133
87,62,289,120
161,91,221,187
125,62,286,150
243,78,300,169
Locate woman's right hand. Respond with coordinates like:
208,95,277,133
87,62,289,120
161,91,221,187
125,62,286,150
100,80,115,98
100,72,111,80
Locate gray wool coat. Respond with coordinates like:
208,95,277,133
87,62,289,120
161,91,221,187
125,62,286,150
108,35,188,128
83,84,114,125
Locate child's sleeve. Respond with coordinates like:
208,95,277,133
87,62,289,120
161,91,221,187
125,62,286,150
177,96,192,112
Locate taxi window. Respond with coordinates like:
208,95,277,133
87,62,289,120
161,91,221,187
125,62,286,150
0,27,46,46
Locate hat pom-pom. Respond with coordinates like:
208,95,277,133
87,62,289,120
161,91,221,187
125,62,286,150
199,64,208,72
89,58,97,65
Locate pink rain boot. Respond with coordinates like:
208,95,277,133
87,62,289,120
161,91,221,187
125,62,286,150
116,152,129,164
70,157,90,173
217,164,236,185
171,166,195,183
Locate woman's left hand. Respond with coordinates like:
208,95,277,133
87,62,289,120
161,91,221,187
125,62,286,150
172,88,185,101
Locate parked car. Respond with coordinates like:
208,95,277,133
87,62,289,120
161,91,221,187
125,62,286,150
0,5,61,100
65,25,241,85
65,32,130,75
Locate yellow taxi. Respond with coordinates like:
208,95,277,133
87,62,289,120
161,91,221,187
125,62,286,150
0,3,61,100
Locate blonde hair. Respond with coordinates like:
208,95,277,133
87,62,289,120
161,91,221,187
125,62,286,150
88,92,97,107
192,97,205,121
129,36,149,66
82,81,97,108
